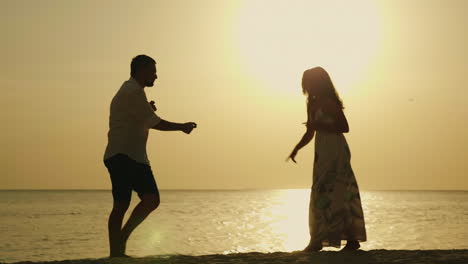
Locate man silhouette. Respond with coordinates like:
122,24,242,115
103,55,197,257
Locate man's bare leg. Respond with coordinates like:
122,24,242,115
108,201,130,257
120,194,160,254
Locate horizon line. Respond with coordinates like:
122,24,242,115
0,188,467,192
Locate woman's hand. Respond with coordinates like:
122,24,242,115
287,148,299,163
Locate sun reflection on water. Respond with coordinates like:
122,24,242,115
267,189,311,251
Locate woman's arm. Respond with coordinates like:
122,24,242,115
316,100,349,133
288,102,316,163
288,128,315,163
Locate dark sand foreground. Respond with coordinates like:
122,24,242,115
6,250,468,264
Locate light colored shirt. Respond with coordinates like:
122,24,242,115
104,78,161,165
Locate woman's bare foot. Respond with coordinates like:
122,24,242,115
303,243,323,252
341,240,360,251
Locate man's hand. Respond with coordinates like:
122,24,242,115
182,122,197,134
149,101,157,112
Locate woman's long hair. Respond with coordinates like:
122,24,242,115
302,67,344,110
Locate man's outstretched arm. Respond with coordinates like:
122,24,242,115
152,120,197,134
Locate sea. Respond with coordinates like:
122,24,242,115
0,190,467,263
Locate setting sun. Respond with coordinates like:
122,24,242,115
235,0,382,95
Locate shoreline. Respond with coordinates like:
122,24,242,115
4,250,468,264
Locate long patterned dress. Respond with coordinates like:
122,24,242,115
308,108,367,247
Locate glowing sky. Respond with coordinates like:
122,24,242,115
2,0,467,190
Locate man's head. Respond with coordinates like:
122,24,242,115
130,55,157,87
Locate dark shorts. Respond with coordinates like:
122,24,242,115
104,153,159,203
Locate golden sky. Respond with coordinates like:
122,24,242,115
1,0,467,190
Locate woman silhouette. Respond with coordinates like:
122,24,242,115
288,67,366,251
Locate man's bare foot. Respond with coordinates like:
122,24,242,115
120,234,129,257
109,233,129,258
109,253,131,258
341,240,360,251
303,243,323,252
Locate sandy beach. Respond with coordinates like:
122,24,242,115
5,250,468,264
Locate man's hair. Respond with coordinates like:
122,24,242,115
130,55,156,77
